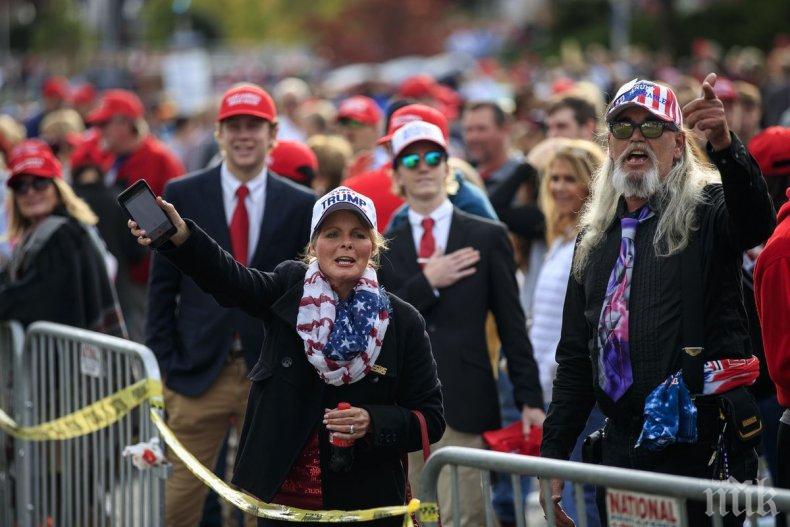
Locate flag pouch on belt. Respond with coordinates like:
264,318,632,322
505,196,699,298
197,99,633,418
717,386,763,448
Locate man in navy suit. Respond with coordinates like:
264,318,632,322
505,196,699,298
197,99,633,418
146,83,314,527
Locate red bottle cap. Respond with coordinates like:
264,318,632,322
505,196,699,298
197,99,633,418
330,402,354,447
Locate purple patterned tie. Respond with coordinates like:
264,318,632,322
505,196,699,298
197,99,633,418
597,205,653,401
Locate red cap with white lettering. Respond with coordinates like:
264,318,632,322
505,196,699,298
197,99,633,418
217,84,277,123
7,140,63,185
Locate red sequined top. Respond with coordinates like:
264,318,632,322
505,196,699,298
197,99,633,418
271,430,323,509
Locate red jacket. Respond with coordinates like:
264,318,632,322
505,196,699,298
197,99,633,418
754,188,790,407
117,136,184,196
117,136,185,282
343,163,404,233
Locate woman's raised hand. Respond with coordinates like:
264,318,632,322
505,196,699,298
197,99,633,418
127,196,190,247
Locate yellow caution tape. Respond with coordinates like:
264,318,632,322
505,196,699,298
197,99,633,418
0,379,163,441
151,409,439,524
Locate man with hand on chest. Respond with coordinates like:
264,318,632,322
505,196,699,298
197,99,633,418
378,121,544,527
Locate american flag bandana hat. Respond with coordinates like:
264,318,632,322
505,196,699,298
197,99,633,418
606,79,683,128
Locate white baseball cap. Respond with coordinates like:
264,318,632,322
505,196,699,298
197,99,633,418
310,186,377,238
390,121,447,161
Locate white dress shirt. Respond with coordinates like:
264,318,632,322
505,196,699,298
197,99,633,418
407,199,454,257
220,162,267,260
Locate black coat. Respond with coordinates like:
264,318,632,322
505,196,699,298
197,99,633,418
146,166,314,396
158,221,445,523
0,214,125,336
378,208,543,434
541,134,777,463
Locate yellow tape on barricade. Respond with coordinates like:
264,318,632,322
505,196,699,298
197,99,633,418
150,409,439,524
0,379,163,441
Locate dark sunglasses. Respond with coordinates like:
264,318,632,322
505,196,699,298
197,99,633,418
608,119,678,140
337,118,366,128
397,150,446,170
10,177,53,195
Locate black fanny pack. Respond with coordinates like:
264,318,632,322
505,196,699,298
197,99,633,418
717,386,763,448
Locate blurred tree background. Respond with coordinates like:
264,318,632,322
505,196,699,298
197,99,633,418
4,0,788,64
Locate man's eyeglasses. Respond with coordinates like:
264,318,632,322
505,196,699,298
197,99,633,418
9,177,53,195
608,119,678,140
397,151,446,170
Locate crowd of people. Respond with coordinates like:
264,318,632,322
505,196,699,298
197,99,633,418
1,37,789,527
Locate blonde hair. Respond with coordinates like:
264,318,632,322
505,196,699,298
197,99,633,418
539,140,605,246
572,130,720,281
40,109,85,140
8,178,98,237
307,134,353,193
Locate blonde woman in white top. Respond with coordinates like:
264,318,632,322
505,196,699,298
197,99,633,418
529,140,605,526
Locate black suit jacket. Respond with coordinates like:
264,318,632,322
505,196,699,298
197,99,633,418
157,224,444,517
379,208,543,433
146,165,315,396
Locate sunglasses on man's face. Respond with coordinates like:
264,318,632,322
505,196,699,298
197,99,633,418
10,177,53,195
608,119,678,140
338,118,366,128
397,151,446,170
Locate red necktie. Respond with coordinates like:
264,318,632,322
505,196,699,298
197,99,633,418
419,217,436,266
230,185,250,266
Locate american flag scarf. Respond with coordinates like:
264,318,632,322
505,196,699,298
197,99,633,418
703,356,760,395
296,260,391,386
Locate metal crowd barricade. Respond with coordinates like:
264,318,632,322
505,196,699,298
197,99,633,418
0,320,25,527
12,321,168,527
419,446,790,527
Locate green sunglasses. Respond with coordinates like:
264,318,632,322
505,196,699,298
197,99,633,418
397,150,446,169
608,119,678,140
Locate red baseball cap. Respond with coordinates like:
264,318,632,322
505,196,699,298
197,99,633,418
398,75,439,99
7,140,63,184
337,96,382,126
70,83,97,106
268,140,318,185
218,84,277,123
378,103,449,145
43,76,70,101
713,77,737,102
88,89,145,125
748,126,790,177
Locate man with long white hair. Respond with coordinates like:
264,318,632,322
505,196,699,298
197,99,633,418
540,74,775,526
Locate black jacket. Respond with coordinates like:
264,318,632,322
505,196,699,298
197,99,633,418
379,208,543,434
0,214,125,336
146,166,314,396
158,221,445,519
541,134,776,462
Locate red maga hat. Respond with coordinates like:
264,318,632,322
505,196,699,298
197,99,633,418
268,140,318,185
218,84,277,122
88,89,145,125
43,76,70,101
378,103,449,145
7,140,63,184
748,126,790,177
398,75,439,99
337,96,382,126
70,83,97,106
713,77,737,102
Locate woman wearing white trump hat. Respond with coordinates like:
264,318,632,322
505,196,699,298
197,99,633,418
128,186,444,525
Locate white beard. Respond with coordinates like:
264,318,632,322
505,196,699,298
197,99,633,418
611,149,661,199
